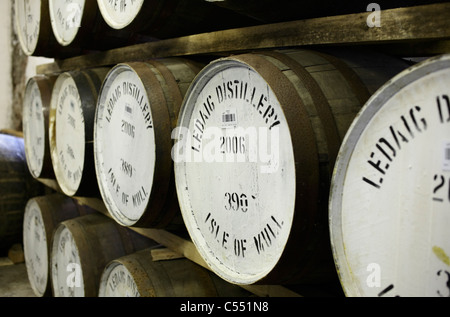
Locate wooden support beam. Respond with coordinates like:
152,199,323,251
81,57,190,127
150,248,185,262
36,3,450,75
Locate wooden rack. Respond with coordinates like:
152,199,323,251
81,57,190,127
33,2,450,297
37,3,450,75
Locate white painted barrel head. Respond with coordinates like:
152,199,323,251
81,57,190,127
99,261,140,297
174,59,296,285
49,73,85,196
23,78,47,178
94,64,155,227
329,54,450,297
48,0,84,46
97,0,144,29
23,198,49,297
51,223,84,297
14,0,42,55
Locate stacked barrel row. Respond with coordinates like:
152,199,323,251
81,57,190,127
16,1,450,300
22,45,450,297
14,0,259,58
15,0,444,59
22,193,250,297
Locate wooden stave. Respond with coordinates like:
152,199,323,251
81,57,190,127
23,193,94,297
49,68,109,197
50,213,157,297
174,49,408,285
94,58,203,228
98,248,251,297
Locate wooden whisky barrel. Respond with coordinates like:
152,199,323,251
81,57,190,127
173,49,408,285
14,0,78,58
96,0,258,39
23,194,94,297
23,75,56,179
50,213,157,297
98,249,251,297
0,134,44,253
47,0,137,54
329,54,450,297
49,68,109,197
94,58,203,227
48,0,95,47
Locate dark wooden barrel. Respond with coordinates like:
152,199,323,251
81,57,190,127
47,0,141,54
23,75,56,179
94,58,203,228
48,0,99,49
14,0,79,58
98,248,251,297
0,133,44,254
329,54,450,297
173,49,408,285
50,213,157,297
23,193,94,297
96,0,259,39
49,68,109,197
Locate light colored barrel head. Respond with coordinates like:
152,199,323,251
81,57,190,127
329,54,450,297
174,59,296,285
49,73,85,196
51,224,84,297
97,0,144,29
99,261,140,297
48,0,84,46
23,78,46,178
14,0,42,55
94,65,155,226
23,199,49,297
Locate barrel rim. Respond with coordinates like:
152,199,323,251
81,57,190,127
328,53,450,297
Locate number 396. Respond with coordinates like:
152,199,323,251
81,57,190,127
224,192,248,213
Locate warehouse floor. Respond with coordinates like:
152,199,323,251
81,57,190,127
0,258,35,297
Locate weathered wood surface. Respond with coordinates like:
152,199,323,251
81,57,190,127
37,3,450,75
